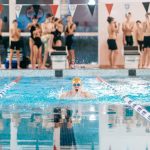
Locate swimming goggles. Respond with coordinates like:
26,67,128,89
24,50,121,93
73,83,81,87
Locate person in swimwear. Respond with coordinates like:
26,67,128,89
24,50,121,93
122,12,135,46
60,77,94,99
135,20,144,68
65,16,76,69
53,18,64,47
27,15,38,69
9,20,21,69
143,13,150,68
107,16,120,68
33,24,42,69
41,13,55,69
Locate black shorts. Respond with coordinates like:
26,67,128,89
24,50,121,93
33,37,42,48
137,40,144,51
10,40,21,50
66,35,74,50
144,36,150,48
125,36,133,46
107,39,117,50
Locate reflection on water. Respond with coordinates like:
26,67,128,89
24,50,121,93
0,104,150,150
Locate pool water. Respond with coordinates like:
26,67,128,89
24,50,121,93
0,77,150,150
0,76,150,107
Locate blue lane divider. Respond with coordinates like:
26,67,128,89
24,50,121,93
0,77,21,98
96,76,150,122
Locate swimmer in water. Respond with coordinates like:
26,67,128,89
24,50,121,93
60,77,94,99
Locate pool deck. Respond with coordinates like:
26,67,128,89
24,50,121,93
0,69,150,77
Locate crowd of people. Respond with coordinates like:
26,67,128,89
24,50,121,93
7,14,76,69
107,12,150,69
0,11,150,69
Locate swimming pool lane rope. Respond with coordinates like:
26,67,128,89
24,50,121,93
0,76,21,98
96,76,150,122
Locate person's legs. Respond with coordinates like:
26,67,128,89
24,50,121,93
112,50,119,68
48,34,54,52
108,50,112,68
33,45,38,69
147,48,150,68
70,50,75,69
0,55,1,68
38,46,42,69
41,43,49,69
144,48,149,68
42,35,54,69
29,38,34,68
16,50,20,69
9,49,14,69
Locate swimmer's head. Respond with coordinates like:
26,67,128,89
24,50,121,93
107,16,114,24
136,20,141,27
145,12,150,19
46,13,53,22
126,12,132,20
12,19,18,27
72,77,82,92
67,15,73,22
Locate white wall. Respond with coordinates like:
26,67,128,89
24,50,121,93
99,2,150,67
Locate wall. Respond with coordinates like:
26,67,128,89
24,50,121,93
99,2,149,67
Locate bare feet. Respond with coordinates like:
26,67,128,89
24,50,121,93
41,65,47,69
17,66,21,69
9,66,12,69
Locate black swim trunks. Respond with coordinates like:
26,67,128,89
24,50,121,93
137,40,144,51
33,37,42,48
107,39,117,50
144,36,150,48
66,35,74,50
53,29,62,44
10,40,21,50
125,36,133,46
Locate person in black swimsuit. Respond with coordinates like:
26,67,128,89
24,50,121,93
53,18,63,47
27,15,38,69
122,12,134,46
107,16,120,68
65,16,76,69
33,24,42,69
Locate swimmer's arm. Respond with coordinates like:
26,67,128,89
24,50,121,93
112,24,118,33
60,93,67,99
10,28,16,37
27,23,32,30
68,24,76,34
0,19,3,34
122,23,126,32
41,23,47,35
58,24,64,33
85,92,95,99
143,22,147,32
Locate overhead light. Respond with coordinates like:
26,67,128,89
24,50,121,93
90,106,95,112
89,114,96,121
88,0,96,5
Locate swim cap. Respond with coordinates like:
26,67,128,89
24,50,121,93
72,77,81,84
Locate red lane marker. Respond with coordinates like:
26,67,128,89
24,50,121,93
14,76,21,83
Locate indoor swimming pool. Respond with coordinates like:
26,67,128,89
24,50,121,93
0,76,150,150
